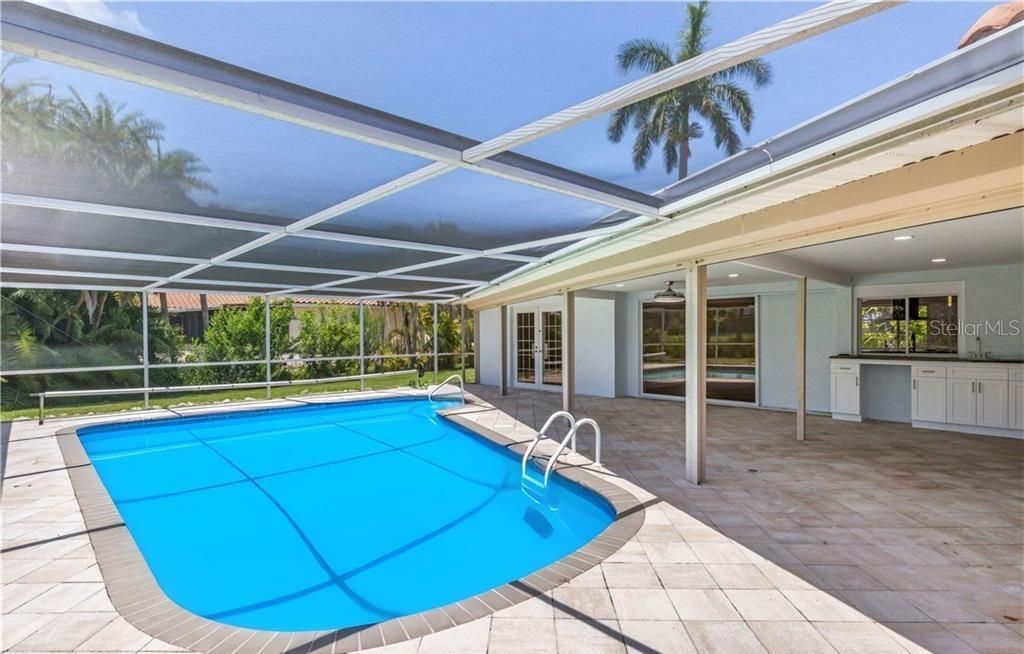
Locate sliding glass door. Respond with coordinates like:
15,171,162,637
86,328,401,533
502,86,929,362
642,304,686,396
641,297,757,403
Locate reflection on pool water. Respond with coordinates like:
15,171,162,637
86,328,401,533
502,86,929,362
643,364,756,381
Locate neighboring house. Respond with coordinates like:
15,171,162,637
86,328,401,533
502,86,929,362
146,293,361,341
145,294,423,344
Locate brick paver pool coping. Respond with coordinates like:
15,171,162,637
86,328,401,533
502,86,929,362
55,394,645,654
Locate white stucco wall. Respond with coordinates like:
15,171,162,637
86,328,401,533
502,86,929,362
756,284,851,413
476,262,1021,420
478,307,500,386
474,295,617,397
573,294,616,398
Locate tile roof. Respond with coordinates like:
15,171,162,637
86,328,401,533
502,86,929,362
146,293,359,312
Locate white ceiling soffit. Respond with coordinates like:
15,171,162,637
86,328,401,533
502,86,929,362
591,263,788,293
777,206,1024,275
466,38,1024,302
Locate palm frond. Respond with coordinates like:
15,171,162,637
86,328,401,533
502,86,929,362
716,57,773,88
616,39,675,74
711,81,754,132
677,0,710,61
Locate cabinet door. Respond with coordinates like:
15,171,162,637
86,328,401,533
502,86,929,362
946,378,976,426
912,377,946,423
976,380,1009,429
831,373,860,416
1011,382,1024,431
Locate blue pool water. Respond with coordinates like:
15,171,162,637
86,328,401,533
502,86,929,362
79,398,614,631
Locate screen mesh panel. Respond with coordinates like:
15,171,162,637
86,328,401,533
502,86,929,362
1,56,430,222
0,272,145,289
411,258,524,282
182,266,352,288
341,278,464,293
233,237,451,273
0,251,191,278
1,205,257,259
511,242,582,258
320,168,611,250
160,282,281,294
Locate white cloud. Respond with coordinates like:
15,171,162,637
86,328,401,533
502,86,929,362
33,1,151,36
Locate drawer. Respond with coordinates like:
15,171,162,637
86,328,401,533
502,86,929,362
831,362,859,374
948,366,1010,381
912,365,946,378
1010,367,1024,382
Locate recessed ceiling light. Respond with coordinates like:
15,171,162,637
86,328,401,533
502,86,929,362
727,273,740,278
614,283,625,287
892,235,914,241
931,258,947,263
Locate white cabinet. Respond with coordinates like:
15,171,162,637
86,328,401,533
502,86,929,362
830,363,860,420
977,380,1009,428
832,359,1021,437
946,378,977,425
1011,381,1024,431
945,367,1010,430
911,377,946,423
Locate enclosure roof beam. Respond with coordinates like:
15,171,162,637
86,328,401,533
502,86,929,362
733,253,852,286
0,243,206,265
0,267,161,283
0,243,498,288
0,193,535,263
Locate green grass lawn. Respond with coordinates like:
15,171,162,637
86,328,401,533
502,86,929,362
1,368,476,422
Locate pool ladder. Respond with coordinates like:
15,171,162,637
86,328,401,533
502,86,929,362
427,374,465,403
521,411,602,488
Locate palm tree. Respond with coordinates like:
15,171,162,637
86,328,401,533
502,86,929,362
608,0,772,180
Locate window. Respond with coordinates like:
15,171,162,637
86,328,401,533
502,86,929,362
858,295,958,355
641,297,756,403
642,304,686,397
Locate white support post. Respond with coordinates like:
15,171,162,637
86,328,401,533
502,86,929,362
141,291,149,409
359,301,366,392
473,309,481,384
433,302,439,384
563,290,575,415
264,295,272,399
460,304,467,381
796,276,807,441
499,305,508,396
685,262,708,485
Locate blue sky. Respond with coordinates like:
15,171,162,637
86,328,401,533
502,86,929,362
12,1,998,244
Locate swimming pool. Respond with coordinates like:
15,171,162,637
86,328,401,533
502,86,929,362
78,398,614,632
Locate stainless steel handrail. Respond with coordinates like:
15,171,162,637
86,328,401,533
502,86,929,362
571,418,602,465
427,374,464,403
521,410,575,485
523,413,603,487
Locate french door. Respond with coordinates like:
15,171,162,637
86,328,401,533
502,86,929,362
514,308,562,389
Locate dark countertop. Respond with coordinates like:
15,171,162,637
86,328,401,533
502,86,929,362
831,354,1024,364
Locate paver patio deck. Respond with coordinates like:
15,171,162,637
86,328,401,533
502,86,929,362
2,386,1022,653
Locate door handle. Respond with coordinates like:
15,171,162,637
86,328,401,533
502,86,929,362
978,382,983,394
912,379,917,390
971,381,975,393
